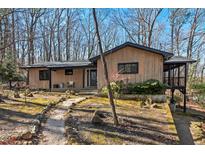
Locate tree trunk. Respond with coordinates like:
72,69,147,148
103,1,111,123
92,8,119,125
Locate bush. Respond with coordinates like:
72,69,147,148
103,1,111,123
127,79,167,95
101,79,167,96
101,81,124,97
191,83,205,93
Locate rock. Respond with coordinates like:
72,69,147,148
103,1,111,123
151,103,162,109
27,93,33,97
72,102,76,106
70,90,75,95
59,96,66,102
21,131,33,140
0,98,5,103
91,110,104,125
14,92,20,98
95,110,107,118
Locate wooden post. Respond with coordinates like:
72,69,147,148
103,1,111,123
82,68,85,88
49,68,52,92
168,65,171,86
184,63,187,112
178,65,180,86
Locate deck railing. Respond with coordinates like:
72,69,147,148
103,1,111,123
163,77,185,88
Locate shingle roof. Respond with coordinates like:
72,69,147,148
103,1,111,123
21,61,92,68
89,42,173,61
164,56,197,64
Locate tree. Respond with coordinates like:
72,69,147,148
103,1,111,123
92,8,119,125
0,51,22,89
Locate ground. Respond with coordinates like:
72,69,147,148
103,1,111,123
65,97,179,145
0,91,204,145
172,101,205,145
0,90,61,144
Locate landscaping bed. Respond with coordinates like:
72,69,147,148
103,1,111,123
65,97,179,145
0,90,64,144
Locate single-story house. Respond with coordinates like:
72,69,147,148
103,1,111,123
22,42,196,91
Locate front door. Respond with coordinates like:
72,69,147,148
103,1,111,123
90,70,97,87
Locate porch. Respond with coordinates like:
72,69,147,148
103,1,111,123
163,56,196,112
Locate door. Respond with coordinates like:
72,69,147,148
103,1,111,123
90,70,97,87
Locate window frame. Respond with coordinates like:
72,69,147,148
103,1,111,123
118,62,139,74
39,70,49,80
65,68,73,75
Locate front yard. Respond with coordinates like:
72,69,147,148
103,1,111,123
1,90,204,145
0,91,62,144
65,97,179,145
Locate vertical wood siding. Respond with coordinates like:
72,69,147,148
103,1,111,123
97,46,164,89
28,68,84,90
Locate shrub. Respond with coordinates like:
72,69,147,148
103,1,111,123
128,79,167,95
191,83,205,93
101,79,167,96
101,81,124,97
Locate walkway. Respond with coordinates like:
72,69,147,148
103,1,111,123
38,97,86,145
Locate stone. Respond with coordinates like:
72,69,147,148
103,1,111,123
14,92,20,98
27,93,34,97
70,90,75,95
151,103,162,109
21,131,33,140
95,110,106,118
59,96,66,102
91,110,104,125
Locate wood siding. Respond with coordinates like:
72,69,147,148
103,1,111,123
28,68,49,89
97,46,164,89
28,68,84,90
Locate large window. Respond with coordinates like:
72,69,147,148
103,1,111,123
65,69,73,75
118,62,139,74
39,70,49,80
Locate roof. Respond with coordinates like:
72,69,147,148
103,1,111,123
21,61,93,69
89,42,173,61
164,56,197,64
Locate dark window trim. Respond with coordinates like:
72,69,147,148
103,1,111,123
118,62,139,74
39,70,49,80
65,68,73,75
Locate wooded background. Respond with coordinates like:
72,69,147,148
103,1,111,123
0,8,205,82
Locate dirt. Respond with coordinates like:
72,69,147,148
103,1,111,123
65,97,179,145
172,101,205,145
38,97,86,145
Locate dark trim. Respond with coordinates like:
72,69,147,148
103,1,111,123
20,64,96,69
118,62,139,74
49,68,52,92
184,63,187,113
39,70,49,80
82,68,85,88
27,69,29,85
65,68,73,75
90,42,173,62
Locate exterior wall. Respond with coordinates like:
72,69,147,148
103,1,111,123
97,46,164,89
28,67,84,90
28,68,49,89
52,68,84,89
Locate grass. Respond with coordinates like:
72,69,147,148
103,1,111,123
0,90,64,143
66,97,179,145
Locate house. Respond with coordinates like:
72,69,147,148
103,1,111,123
22,42,196,111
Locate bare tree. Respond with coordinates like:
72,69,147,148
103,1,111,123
92,8,119,125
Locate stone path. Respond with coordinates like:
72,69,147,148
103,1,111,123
38,97,86,145
173,113,195,145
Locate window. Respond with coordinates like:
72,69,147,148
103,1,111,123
39,70,49,80
65,69,73,75
118,62,138,74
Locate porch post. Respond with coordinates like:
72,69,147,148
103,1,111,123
83,68,85,88
184,63,187,112
49,68,52,92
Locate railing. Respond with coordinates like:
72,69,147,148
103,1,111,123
163,77,185,88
